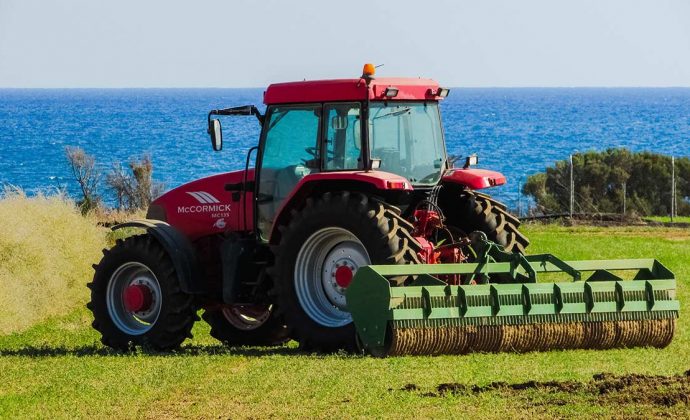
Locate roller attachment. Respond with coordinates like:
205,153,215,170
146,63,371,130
347,258,679,357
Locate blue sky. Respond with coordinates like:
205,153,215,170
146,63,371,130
0,0,688,87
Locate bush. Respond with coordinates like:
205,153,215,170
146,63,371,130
0,190,106,334
523,148,690,216
106,156,164,211
65,146,164,213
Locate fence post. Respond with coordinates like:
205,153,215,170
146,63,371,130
569,154,574,218
517,178,522,218
671,156,675,222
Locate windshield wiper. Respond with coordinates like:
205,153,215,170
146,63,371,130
373,107,411,120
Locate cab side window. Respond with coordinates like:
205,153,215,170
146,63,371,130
323,103,362,170
257,104,321,238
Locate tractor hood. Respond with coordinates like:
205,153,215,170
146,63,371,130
146,169,254,239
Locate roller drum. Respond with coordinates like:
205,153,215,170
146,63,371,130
385,318,675,356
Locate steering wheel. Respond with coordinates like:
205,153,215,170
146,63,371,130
418,172,440,184
302,146,335,163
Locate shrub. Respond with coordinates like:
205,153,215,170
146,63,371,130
65,146,164,212
106,156,164,211
523,148,690,216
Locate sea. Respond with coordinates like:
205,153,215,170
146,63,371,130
1,88,689,211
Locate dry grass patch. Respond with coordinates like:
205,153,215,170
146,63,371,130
91,207,147,227
0,190,106,334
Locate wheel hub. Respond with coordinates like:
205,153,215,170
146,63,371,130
123,284,153,313
334,265,354,288
322,245,365,311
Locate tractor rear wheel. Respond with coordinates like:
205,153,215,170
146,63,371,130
445,189,529,253
202,304,289,346
88,234,197,351
270,192,421,352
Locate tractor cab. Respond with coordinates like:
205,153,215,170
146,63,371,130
208,65,452,237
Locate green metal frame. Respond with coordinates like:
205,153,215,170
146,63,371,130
346,258,679,355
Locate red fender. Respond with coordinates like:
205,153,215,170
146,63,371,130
268,170,412,244
441,168,506,190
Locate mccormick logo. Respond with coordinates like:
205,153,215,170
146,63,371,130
177,191,231,214
186,191,221,204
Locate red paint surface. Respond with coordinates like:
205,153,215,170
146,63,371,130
123,284,152,312
411,208,468,283
154,168,412,241
153,166,505,241
264,78,443,104
442,168,506,190
335,266,353,288
415,236,436,264
268,170,413,242
412,209,443,238
152,169,255,240
293,170,413,192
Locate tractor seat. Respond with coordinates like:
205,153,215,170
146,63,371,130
274,164,311,204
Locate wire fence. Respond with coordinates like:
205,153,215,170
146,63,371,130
512,154,685,222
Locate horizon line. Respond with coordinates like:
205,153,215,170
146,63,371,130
2,85,690,90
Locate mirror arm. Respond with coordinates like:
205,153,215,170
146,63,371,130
208,105,264,126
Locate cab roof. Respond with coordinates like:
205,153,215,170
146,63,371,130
263,77,442,105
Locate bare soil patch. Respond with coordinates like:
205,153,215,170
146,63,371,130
397,371,690,407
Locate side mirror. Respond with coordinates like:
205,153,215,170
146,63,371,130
209,119,223,151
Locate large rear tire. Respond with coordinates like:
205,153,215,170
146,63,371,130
270,192,421,352
88,234,197,351
444,189,529,253
202,305,289,346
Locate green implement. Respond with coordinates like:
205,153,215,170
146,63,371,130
347,256,679,357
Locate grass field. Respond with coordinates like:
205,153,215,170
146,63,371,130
645,215,690,224
1,224,689,419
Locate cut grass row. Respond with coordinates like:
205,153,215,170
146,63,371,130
1,225,689,418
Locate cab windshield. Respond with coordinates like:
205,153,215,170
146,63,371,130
369,102,446,185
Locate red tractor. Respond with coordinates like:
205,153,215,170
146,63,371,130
89,65,528,351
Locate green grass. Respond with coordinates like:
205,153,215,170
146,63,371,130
1,225,690,418
644,215,690,224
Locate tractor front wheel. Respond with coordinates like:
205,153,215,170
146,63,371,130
270,192,421,352
88,234,197,351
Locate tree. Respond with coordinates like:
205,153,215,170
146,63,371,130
65,146,101,214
